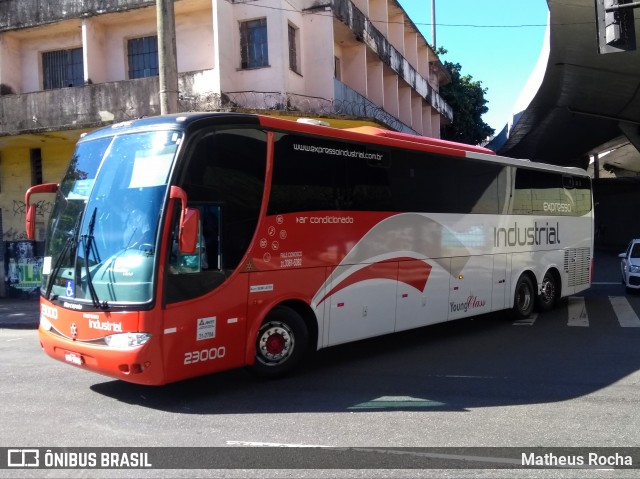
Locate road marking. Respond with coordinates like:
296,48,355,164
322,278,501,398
227,442,528,467
513,313,537,326
609,296,640,327
227,440,325,447
567,297,588,327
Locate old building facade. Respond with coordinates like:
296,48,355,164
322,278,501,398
0,0,451,296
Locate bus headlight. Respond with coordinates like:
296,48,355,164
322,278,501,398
104,332,151,349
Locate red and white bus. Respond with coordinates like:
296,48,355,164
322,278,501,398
26,113,593,385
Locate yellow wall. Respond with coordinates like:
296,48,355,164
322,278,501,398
0,141,75,242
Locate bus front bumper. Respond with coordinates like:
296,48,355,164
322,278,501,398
38,326,167,385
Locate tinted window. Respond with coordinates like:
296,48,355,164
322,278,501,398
268,134,391,214
513,168,591,216
269,134,589,218
390,152,506,214
180,128,267,272
269,135,510,215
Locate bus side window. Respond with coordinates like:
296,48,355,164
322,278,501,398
201,205,221,271
169,222,201,274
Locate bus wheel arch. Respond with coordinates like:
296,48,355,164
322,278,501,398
512,272,536,320
537,268,561,312
249,301,315,378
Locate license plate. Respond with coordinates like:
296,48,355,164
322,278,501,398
64,352,83,366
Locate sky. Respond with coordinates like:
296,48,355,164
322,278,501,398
396,0,550,134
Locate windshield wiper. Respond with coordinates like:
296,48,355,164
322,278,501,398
82,207,108,309
45,214,82,301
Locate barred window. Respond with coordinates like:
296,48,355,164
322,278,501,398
288,23,300,73
42,48,84,90
240,18,268,69
127,36,159,79
30,149,43,186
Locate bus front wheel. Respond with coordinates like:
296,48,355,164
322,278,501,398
512,274,535,320
251,306,308,378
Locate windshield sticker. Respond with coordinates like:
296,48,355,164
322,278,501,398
68,179,94,200
196,317,216,341
42,256,52,275
65,280,75,298
129,152,173,188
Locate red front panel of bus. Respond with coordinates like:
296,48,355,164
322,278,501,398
38,298,166,385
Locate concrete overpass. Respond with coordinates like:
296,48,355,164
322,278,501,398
488,0,640,175
487,0,640,251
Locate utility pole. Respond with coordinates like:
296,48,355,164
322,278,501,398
431,0,436,48
157,0,178,114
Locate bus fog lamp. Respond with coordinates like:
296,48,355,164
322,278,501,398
104,332,151,349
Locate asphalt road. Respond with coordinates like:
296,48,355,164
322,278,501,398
1,250,639,478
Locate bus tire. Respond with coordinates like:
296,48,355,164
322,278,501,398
251,306,308,379
512,274,535,320
537,270,558,312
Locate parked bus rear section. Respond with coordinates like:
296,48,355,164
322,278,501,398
26,112,593,385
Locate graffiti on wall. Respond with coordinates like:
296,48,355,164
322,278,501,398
12,199,53,217
3,228,28,241
5,200,53,240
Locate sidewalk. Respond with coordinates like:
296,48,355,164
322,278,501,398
0,297,39,329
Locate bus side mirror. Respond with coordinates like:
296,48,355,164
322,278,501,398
179,208,200,254
25,183,58,240
170,186,200,254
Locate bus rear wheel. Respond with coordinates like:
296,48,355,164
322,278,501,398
512,274,535,320
252,306,308,378
537,271,558,312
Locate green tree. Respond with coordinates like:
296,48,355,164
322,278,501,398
438,58,494,145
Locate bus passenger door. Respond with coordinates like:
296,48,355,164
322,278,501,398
161,204,248,383
491,254,508,311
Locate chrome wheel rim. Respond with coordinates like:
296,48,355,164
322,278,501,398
257,321,294,366
540,276,555,304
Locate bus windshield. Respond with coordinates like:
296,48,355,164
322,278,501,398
42,129,181,306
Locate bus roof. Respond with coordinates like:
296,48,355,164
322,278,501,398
343,126,496,156
78,113,588,177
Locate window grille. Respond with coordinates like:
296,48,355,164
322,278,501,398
127,36,159,79
42,48,84,89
